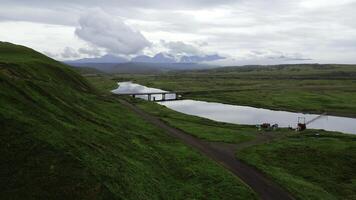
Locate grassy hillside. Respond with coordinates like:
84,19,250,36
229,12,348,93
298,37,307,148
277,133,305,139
0,42,257,199
115,64,356,117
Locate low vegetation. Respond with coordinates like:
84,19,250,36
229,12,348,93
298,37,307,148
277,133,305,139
238,131,356,200
0,42,257,199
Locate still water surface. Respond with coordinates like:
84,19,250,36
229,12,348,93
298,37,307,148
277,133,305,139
112,82,356,135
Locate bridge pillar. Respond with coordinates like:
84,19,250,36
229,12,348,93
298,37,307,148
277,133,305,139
147,94,151,101
132,94,136,98
162,93,166,101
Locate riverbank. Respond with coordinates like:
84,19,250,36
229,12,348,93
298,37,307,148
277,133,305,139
108,80,356,135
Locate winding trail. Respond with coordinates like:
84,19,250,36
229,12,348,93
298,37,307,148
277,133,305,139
120,99,294,200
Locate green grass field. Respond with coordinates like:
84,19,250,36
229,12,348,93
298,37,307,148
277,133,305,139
238,131,356,200
0,42,257,199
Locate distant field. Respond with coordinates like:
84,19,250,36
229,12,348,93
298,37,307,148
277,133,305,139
111,64,356,117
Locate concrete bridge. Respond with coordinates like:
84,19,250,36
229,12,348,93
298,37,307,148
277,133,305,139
113,88,253,102
113,91,182,101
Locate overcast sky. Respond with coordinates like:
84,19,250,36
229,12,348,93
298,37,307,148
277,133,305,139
1,0,356,65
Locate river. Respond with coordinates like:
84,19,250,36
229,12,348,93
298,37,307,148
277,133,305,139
112,82,356,135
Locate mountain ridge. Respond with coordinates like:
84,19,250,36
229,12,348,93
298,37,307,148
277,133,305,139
66,52,225,64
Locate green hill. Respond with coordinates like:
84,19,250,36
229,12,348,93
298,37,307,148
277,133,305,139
0,42,256,199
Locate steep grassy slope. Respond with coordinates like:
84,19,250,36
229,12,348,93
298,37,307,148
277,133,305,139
0,42,257,199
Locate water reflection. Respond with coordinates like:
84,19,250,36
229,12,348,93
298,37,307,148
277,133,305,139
112,82,356,135
159,100,356,135
111,82,176,100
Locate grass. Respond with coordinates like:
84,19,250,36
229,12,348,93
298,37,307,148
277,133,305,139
133,99,258,144
238,131,356,200
0,42,257,199
112,64,356,117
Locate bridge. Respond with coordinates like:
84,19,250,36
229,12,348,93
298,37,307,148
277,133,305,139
113,91,182,101
113,88,255,102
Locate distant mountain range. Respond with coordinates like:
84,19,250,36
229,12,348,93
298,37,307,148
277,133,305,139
67,62,215,74
66,52,224,64
67,54,129,63
65,52,224,73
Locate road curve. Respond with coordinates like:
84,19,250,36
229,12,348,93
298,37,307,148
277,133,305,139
120,100,294,200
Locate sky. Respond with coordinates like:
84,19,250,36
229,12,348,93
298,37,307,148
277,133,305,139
0,0,356,65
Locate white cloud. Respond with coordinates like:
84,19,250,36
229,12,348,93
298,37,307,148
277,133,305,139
0,21,84,59
300,0,356,9
75,9,151,55
61,47,80,58
78,46,101,57
160,40,202,56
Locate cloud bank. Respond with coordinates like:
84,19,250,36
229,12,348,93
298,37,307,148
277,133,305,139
75,9,150,55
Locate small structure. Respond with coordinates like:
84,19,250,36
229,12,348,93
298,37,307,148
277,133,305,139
297,117,306,131
257,123,279,131
261,123,271,129
271,123,279,130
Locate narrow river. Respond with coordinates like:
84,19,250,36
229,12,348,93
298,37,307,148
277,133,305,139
112,82,356,135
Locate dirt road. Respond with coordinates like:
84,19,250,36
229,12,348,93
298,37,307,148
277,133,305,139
120,100,294,200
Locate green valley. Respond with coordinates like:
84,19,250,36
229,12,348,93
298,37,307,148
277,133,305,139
2,41,356,200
